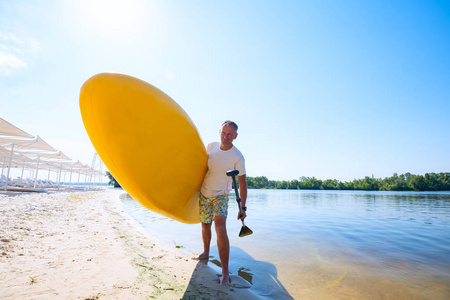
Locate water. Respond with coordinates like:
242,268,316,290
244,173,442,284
120,190,450,299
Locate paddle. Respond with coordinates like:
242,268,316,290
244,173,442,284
226,170,253,237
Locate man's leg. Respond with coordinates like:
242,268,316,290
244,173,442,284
201,222,212,259
215,215,230,285
194,222,212,260
193,194,213,260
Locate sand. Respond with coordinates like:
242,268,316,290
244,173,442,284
0,189,260,299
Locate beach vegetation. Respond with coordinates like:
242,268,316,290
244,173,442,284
29,276,37,285
246,172,450,192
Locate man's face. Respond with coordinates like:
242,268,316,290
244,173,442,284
220,124,237,147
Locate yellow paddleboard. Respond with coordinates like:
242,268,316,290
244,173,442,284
79,73,207,224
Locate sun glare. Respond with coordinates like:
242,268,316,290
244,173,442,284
87,0,135,29
70,0,155,40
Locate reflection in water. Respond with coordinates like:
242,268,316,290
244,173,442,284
121,190,450,299
210,259,222,268
238,267,253,285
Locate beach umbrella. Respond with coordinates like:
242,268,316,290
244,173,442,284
14,153,36,179
0,144,38,185
0,135,57,152
1,135,57,190
0,118,97,191
67,161,86,187
57,160,85,188
0,117,34,138
25,151,71,188
0,145,12,176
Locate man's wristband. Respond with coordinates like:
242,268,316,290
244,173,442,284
242,206,247,211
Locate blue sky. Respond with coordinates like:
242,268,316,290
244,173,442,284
1,0,449,181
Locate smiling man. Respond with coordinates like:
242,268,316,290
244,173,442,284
193,120,247,285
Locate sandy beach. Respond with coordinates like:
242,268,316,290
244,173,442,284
0,189,259,299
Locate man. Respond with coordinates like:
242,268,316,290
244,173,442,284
193,120,247,285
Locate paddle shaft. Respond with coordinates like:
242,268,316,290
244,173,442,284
230,174,246,225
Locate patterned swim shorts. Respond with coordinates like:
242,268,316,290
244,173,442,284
199,194,229,224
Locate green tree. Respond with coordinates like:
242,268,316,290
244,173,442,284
106,171,121,188
322,179,339,190
288,179,299,189
410,174,426,191
276,180,288,189
300,177,322,189
438,173,450,190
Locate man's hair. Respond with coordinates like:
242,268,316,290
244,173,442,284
222,120,238,132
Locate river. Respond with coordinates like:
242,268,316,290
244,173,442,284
120,189,450,299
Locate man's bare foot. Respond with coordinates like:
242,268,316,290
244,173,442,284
220,273,230,285
192,252,209,260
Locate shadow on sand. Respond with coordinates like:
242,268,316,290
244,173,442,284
182,246,294,300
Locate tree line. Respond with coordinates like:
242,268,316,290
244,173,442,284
107,171,450,191
246,172,450,191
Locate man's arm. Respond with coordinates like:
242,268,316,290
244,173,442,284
238,174,247,220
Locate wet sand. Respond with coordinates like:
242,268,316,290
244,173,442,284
0,189,260,299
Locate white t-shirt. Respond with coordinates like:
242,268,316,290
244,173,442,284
200,142,246,198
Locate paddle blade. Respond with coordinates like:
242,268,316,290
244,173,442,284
239,225,253,237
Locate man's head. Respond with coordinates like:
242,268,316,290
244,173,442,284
220,120,238,150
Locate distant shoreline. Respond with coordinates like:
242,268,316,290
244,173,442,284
105,171,450,192
246,172,450,192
